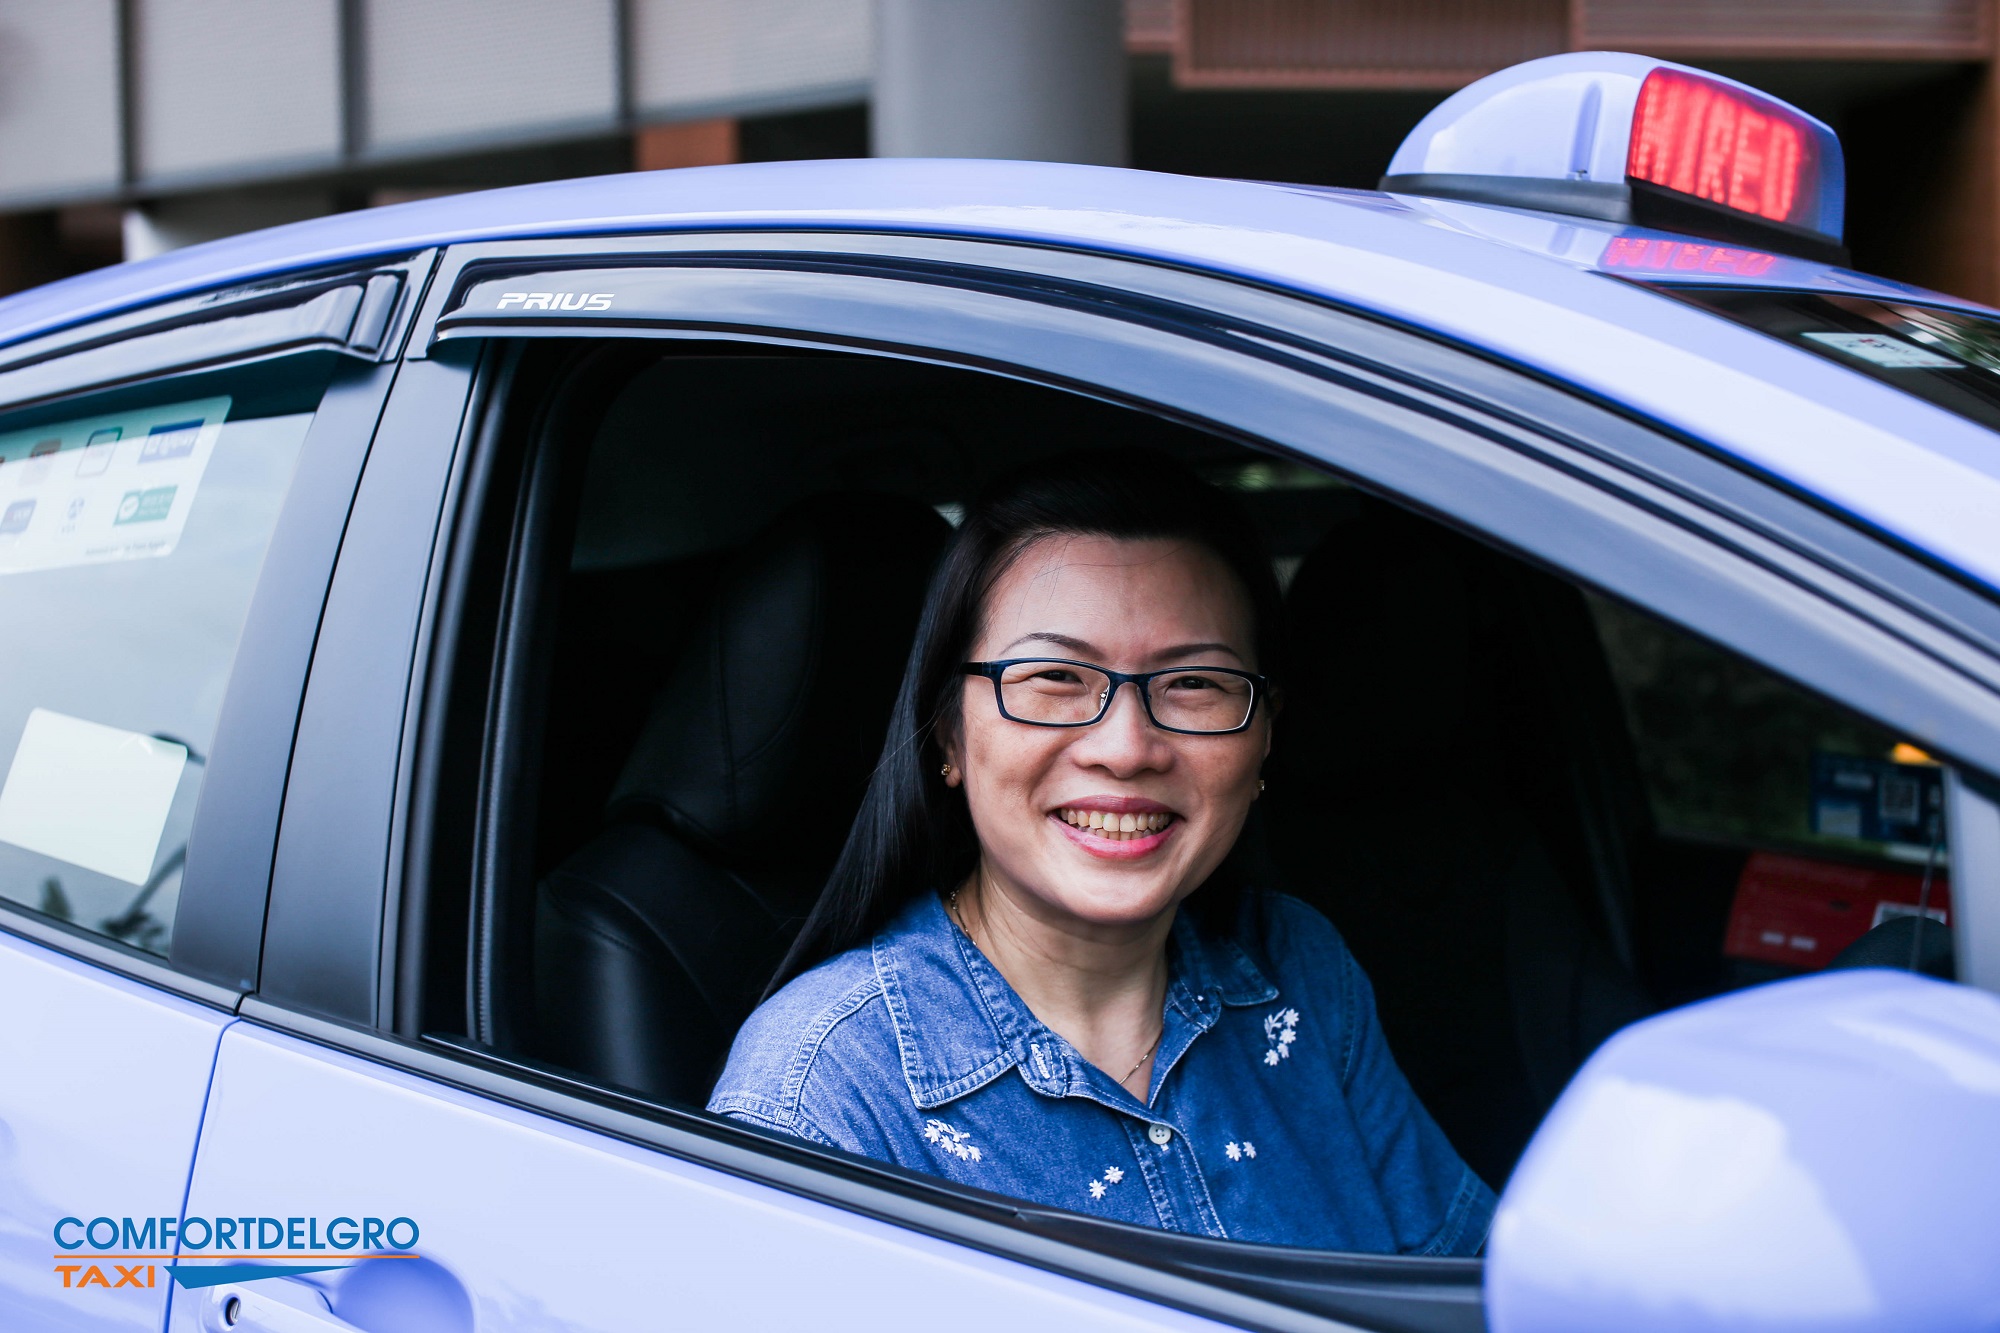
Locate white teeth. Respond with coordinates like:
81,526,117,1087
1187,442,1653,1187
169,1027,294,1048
1056,808,1174,838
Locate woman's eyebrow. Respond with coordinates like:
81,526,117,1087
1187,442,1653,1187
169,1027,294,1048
995,634,1246,663
1154,642,1244,663
1000,631,1097,656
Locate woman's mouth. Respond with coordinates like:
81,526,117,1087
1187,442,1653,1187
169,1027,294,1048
1050,805,1178,859
1053,806,1178,841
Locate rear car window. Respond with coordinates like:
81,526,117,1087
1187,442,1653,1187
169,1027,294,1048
1649,285,2000,432
0,357,330,955
1589,594,1948,995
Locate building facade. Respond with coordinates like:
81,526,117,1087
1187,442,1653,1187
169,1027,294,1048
0,0,1993,302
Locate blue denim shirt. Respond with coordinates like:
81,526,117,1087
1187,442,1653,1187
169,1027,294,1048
709,889,1494,1253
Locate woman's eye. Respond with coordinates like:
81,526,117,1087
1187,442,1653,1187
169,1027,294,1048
1032,669,1082,685
1166,675,1215,691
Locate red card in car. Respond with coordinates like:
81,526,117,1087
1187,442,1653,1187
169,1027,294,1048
1724,851,1950,969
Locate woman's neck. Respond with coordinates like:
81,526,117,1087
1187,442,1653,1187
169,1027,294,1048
952,865,1175,1101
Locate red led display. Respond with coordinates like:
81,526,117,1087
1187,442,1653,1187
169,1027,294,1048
1626,68,1819,228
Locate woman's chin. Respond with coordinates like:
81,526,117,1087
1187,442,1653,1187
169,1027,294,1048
1042,880,1183,932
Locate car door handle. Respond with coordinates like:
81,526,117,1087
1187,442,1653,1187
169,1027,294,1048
203,1279,367,1333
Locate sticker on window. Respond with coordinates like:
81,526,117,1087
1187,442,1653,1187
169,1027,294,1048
0,397,229,576
0,708,187,884
1800,332,1959,369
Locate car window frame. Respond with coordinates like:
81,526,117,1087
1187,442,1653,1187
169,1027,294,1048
246,231,2000,1330
0,252,434,1004
411,231,2000,668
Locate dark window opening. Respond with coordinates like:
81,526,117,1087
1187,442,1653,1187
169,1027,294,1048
407,336,1946,1283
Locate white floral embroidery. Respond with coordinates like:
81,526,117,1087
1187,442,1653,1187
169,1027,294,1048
1224,1142,1242,1161
1243,1141,1257,1158
923,1118,982,1163
1088,1164,1127,1202
1262,1006,1301,1066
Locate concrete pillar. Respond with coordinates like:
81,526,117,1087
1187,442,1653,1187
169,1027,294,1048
872,0,1127,165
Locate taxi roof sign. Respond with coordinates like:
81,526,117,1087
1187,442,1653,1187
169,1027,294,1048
1383,52,1847,264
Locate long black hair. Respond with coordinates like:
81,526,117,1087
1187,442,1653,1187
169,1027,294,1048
770,448,1286,991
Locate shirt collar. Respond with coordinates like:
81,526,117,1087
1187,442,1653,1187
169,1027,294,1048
872,890,1278,1111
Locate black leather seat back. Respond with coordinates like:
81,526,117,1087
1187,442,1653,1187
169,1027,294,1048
1268,501,1652,1185
534,491,949,1103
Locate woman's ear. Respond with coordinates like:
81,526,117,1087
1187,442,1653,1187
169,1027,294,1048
938,734,965,788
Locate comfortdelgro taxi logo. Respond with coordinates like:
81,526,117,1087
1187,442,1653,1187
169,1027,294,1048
53,1214,420,1291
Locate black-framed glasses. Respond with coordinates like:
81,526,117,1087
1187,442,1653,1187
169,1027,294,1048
962,658,1268,735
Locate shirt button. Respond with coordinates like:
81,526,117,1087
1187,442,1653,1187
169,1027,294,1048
1147,1123,1173,1146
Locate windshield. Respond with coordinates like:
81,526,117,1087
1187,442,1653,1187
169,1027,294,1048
1647,285,2000,434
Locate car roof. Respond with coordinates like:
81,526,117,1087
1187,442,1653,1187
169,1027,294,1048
6,158,1999,592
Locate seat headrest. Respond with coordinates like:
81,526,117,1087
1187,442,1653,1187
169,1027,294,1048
1279,504,1492,778
608,492,949,871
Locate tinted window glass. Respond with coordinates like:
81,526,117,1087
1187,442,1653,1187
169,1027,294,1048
0,356,331,955
1651,285,2000,433
1589,593,1931,857
1589,593,1950,1003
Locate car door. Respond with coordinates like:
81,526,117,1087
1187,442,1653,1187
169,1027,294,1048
167,340,1254,1333
170,231,2000,1333
0,262,421,1329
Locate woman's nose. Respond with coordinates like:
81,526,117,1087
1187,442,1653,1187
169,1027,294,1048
1072,681,1172,773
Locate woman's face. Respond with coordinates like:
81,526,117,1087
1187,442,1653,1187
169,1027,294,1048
944,533,1271,933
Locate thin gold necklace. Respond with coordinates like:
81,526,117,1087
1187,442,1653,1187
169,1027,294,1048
949,882,1164,1089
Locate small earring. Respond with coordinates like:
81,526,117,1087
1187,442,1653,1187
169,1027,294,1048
1258,778,1266,793
940,763,954,778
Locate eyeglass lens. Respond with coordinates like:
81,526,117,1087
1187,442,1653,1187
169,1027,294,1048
995,661,1253,731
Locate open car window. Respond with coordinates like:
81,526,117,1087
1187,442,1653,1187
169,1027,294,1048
407,337,1955,1261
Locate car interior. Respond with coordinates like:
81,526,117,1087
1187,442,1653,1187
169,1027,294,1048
421,341,1946,1210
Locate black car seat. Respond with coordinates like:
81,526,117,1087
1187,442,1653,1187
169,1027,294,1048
1267,500,1654,1186
533,491,950,1105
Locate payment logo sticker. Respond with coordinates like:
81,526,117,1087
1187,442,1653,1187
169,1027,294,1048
75,427,119,477
21,438,58,483
138,420,201,463
0,396,227,576
114,486,175,525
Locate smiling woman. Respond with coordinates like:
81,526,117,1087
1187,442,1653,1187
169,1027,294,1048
707,451,1495,1254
